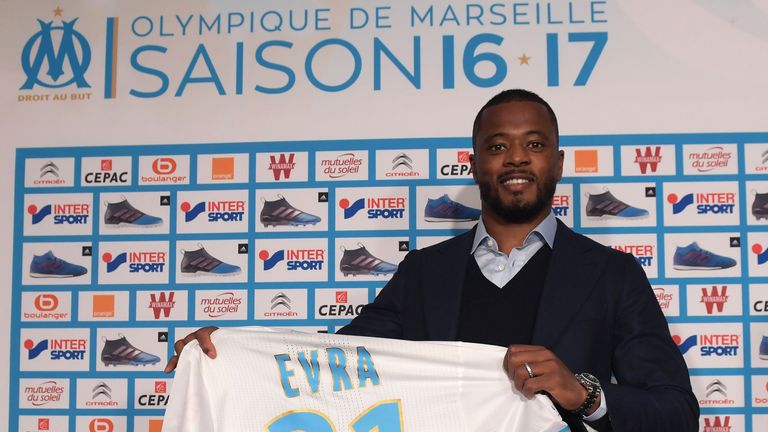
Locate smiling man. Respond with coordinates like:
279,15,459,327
167,89,698,432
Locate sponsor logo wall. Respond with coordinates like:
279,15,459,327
11,137,768,430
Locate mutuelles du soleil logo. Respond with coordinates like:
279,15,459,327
20,7,93,101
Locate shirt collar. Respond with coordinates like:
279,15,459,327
471,211,557,254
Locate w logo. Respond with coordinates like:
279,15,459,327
634,146,662,174
703,416,730,431
21,18,91,90
268,154,296,180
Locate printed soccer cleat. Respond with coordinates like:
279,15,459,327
101,335,160,366
180,245,241,276
103,198,163,227
424,194,480,222
29,251,87,278
752,192,768,220
260,195,321,227
585,190,649,219
340,243,398,276
760,336,768,360
673,242,736,270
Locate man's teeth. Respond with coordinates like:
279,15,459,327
503,178,529,185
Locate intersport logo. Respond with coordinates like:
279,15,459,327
103,251,166,273
28,202,89,225
340,197,406,220
181,199,245,222
255,239,328,282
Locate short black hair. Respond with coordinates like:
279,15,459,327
471,89,559,150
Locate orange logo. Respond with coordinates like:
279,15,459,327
148,419,163,432
92,294,115,318
574,149,598,173
212,157,235,180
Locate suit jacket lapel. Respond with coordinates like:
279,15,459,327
532,220,605,348
422,228,475,340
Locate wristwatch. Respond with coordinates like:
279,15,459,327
573,372,601,417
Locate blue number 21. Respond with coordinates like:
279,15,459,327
267,400,404,432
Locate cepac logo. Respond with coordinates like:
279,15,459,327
24,338,86,360
22,380,67,407
180,199,245,222
268,153,296,180
82,159,129,184
701,286,729,314
315,288,368,319
136,380,169,408
667,192,736,215
259,248,325,271
702,416,731,432
673,334,739,357
687,146,733,173
38,418,50,431
148,292,175,319
634,146,662,174
89,418,114,432
102,251,166,273
339,197,406,220
436,148,472,178
20,12,91,90
152,158,176,175
28,202,89,225
753,243,768,265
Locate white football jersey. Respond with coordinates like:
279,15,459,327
163,327,568,432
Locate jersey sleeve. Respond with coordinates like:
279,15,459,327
161,341,216,432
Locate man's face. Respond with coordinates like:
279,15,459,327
470,101,564,224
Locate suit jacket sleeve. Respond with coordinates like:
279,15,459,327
599,253,698,431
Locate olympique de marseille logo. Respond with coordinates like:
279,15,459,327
20,18,91,90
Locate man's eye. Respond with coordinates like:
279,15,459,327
528,141,544,149
489,144,505,151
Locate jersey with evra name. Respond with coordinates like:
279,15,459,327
162,327,569,432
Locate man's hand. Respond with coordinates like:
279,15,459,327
504,344,599,414
164,326,219,373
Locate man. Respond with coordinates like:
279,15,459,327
166,89,698,431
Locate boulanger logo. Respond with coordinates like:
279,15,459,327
138,156,189,185
22,293,70,321
20,11,91,91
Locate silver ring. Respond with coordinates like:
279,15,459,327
524,362,535,378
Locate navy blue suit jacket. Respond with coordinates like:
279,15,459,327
339,220,698,431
